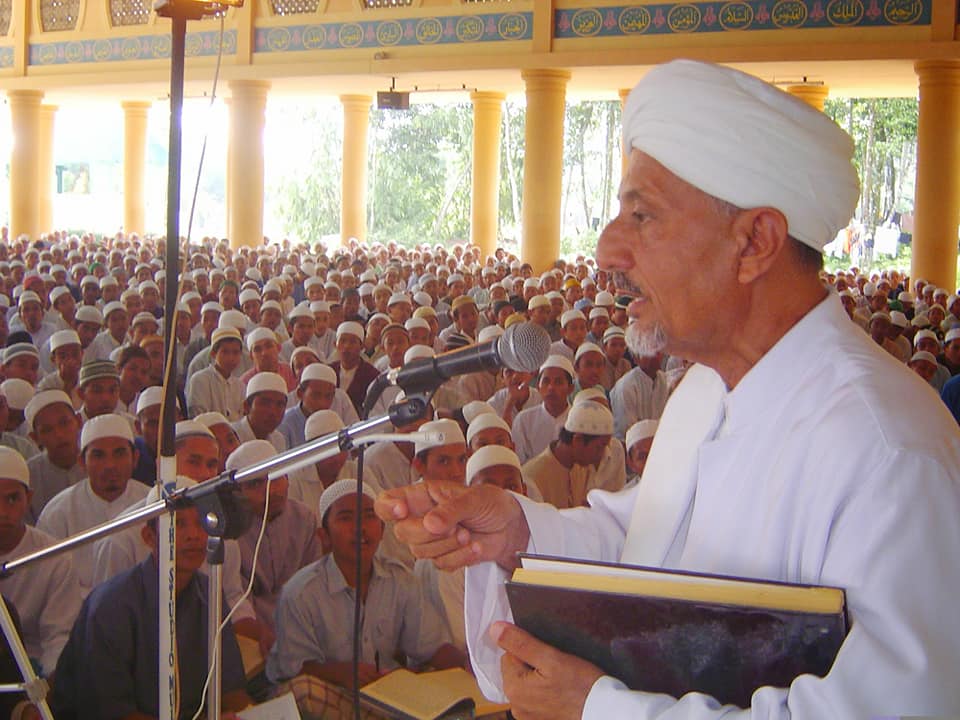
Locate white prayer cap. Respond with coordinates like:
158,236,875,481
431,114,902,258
317,478,378,525
466,412,511,445
563,402,614,436
462,400,496,425
622,60,859,252
561,309,586,328
81,413,134,451
946,328,960,344
573,388,607,406
18,291,42,307
50,329,81,353
911,314,932,329
305,409,344,442
218,310,248,331
602,326,626,343
448,273,464,283
288,304,314,322
336,321,364,342
210,327,243,352
49,286,72,305
304,276,324,290
99,275,118,288
24,389,72,427
574,342,604,363
540,354,575,380
415,419,466,455
862,282,877,297
889,311,908,328
933,287,947,298
245,371,287,400
80,275,99,287
546,291,563,302
194,411,232,430
181,291,202,304
413,291,433,307
132,311,158,328
261,300,283,314
404,318,430,333
1,379,35,411
225,439,276,473
523,278,539,290
478,325,503,344
136,386,164,415
300,363,336,386
388,293,411,307
898,291,916,303
359,283,375,297
290,347,321,367
588,307,610,321
175,420,215,442
139,281,159,293
403,345,434,364
263,280,283,295
914,329,940,347
360,270,378,283
909,350,938,366
76,306,103,325
626,419,659,450
145,475,197,504
528,295,550,310
246,326,278,351
466,445,521,486
2,343,38,366
239,289,261,305
0,447,30,488
595,291,615,307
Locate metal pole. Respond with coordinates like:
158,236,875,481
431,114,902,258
159,12,187,720
0,596,53,719
206,538,225,719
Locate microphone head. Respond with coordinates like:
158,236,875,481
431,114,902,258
498,322,552,373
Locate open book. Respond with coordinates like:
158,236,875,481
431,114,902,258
506,554,847,708
360,667,509,720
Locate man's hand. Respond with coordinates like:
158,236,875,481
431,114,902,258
493,622,605,720
374,481,530,571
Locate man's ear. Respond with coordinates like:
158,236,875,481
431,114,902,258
732,207,789,285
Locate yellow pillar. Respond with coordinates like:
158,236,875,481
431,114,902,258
520,69,570,273
37,105,57,235
340,95,372,245
619,88,631,177
122,101,151,236
912,60,960,291
787,84,829,112
470,91,505,262
8,90,44,242
227,80,270,249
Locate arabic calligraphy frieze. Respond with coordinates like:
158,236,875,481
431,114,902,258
28,30,236,66
253,12,532,52
555,0,927,36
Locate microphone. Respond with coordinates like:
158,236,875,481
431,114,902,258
387,321,551,395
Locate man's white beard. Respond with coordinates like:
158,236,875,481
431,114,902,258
626,320,667,358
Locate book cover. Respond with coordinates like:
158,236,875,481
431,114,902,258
360,667,509,720
506,555,846,708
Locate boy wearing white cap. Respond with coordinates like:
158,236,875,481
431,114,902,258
329,322,380,416
226,440,318,640
37,330,84,407
25,390,85,521
511,355,574,463
278,363,359,450
288,410,357,517
0,447,82,677
267,479,460,707
232,371,289,452
37,413,149,595
241,327,297,392
280,305,323,364
0,379,39,458
548,309,587,362
87,302,129,362
522,402,621,509
624,418,659,485
186,326,246,421
486,367,541,427
599,326,631,390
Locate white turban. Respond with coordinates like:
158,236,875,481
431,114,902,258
622,60,860,252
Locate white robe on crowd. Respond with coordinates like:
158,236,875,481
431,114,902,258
465,295,960,717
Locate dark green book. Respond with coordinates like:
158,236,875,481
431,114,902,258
506,554,847,709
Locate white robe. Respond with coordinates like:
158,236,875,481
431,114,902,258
0,525,83,674
609,367,673,440
36,479,149,596
465,295,960,717
511,403,569,464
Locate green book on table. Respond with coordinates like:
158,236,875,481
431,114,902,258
505,554,847,709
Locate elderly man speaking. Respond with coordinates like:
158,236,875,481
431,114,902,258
375,60,960,718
